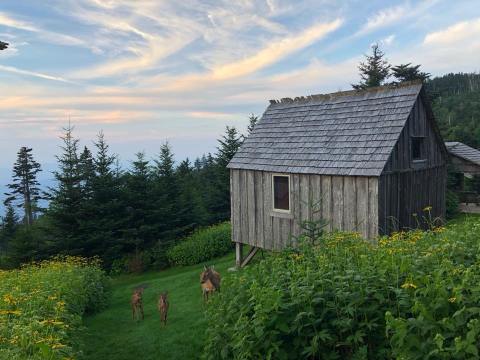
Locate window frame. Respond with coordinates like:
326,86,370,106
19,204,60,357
272,173,291,213
411,136,426,161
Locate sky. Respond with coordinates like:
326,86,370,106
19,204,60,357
0,0,480,189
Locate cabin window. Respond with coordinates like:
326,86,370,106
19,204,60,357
411,137,425,160
272,175,290,212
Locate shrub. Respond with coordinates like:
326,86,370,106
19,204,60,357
0,256,109,359
203,218,480,359
167,222,232,266
446,189,459,219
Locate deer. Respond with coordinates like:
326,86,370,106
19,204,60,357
157,291,169,326
200,265,221,302
131,287,144,321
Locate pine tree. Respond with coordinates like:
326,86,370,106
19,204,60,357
247,114,258,135
47,125,83,254
5,147,42,227
176,158,204,231
86,131,124,264
211,127,243,222
391,63,430,83
0,41,7,50
0,202,18,255
352,43,390,90
152,142,179,239
123,152,154,252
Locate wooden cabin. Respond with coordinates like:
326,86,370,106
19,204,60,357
445,142,480,207
227,82,448,266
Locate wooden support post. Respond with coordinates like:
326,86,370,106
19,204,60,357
241,246,259,268
235,242,243,268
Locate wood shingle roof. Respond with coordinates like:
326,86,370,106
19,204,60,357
445,142,480,167
228,82,424,176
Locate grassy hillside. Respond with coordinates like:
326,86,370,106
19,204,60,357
81,252,236,360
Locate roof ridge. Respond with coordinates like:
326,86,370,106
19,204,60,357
269,80,423,105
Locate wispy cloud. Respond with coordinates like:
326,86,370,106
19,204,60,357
211,19,343,80
356,5,407,36
355,1,438,36
0,65,72,83
424,17,480,45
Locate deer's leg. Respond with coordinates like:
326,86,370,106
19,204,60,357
140,305,144,320
132,305,135,320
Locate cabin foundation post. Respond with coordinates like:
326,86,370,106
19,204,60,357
235,242,243,267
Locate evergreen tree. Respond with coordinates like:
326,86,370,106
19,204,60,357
391,63,430,83
5,147,42,227
211,127,243,222
47,125,83,254
0,202,18,256
123,152,154,252
86,131,124,264
0,41,7,50
247,114,258,135
176,158,205,231
352,43,390,90
152,142,179,239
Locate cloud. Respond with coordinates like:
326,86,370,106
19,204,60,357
424,17,480,45
0,12,38,32
357,5,407,35
355,1,438,36
381,34,395,46
0,11,98,51
211,19,343,80
388,17,480,75
0,65,72,83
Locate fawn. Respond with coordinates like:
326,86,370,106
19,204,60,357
200,266,221,302
131,287,144,321
157,291,169,326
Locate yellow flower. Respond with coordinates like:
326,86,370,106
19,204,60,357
2,294,16,305
423,206,432,212
448,297,456,303
401,282,417,289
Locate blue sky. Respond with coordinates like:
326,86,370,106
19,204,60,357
0,0,479,184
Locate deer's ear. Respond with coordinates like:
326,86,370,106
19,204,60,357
212,265,215,270
203,265,207,271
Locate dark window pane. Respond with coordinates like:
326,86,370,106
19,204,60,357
273,176,289,210
412,137,423,160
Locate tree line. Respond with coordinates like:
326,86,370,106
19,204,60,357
0,116,258,268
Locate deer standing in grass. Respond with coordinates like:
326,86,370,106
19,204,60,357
158,292,169,326
131,287,144,321
200,266,221,302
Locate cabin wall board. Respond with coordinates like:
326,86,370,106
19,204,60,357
231,169,379,250
379,96,447,235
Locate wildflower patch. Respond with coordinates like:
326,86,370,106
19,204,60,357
203,217,480,359
0,257,109,359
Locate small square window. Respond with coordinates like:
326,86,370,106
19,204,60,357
412,137,424,160
273,175,290,212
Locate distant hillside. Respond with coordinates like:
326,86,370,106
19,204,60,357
426,73,480,149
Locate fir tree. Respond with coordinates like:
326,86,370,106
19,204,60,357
176,158,204,231
247,114,258,135
0,202,18,255
152,142,179,239
352,43,390,90
47,125,83,254
212,127,243,222
5,147,42,227
123,152,154,251
391,63,430,83
0,41,7,50
86,131,124,264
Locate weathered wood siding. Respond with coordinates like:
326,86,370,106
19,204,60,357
378,95,447,234
231,169,378,250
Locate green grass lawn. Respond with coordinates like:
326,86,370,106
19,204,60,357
81,252,236,360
